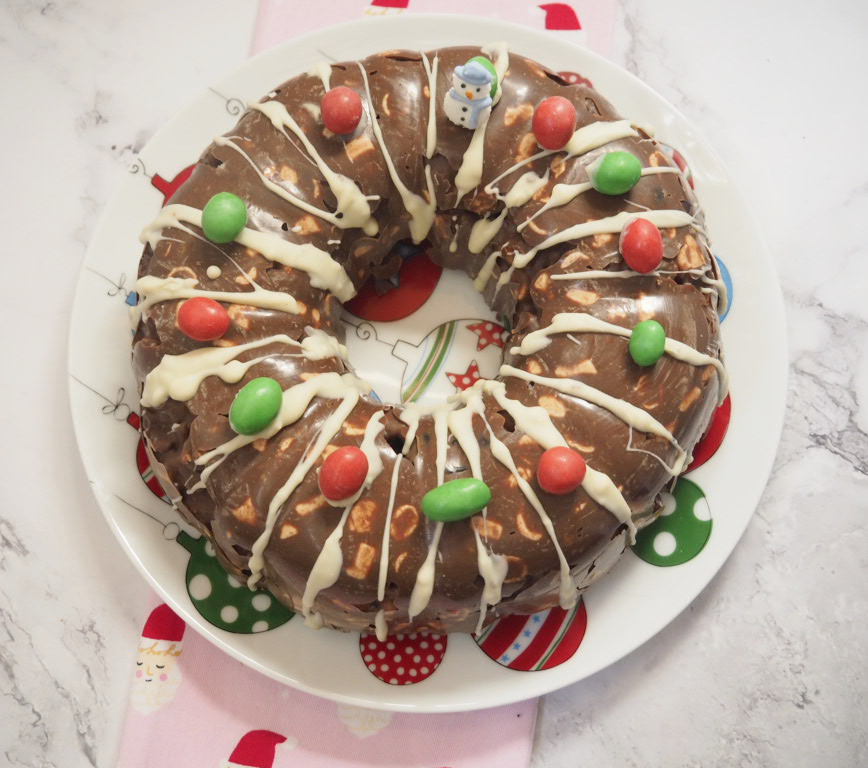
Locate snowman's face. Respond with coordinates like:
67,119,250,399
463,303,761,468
452,71,487,101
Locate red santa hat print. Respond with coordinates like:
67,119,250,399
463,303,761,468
539,3,582,30
141,603,186,652
224,730,296,768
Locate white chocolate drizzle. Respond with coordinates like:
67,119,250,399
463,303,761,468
551,263,728,317
504,169,549,208
213,136,363,235
483,119,639,197
192,372,368,490
469,119,644,291
480,380,635,540
481,42,510,107
251,100,379,236
307,61,332,90
302,410,385,625
500,364,687,474
517,166,679,232
449,221,460,253
421,52,439,159
454,109,491,206
480,409,576,608
473,249,501,292
453,43,510,205
468,207,507,254
511,312,728,403
513,209,694,270
140,203,355,301
374,454,404,641
140,329,346,408
374,609,388,641
247,375,367,587
447,388,508,633
356,62,436,243
133,275,298,322
468,170,549,254
407,404,450,619
300,102,321,121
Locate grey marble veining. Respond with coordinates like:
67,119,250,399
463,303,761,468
1,1,866,766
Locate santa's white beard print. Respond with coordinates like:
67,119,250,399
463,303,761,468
130,663,182,714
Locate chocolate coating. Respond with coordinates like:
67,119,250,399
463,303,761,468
132,47,724,635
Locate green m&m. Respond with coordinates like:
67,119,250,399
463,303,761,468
629,319,666,366
202,192,248,244
229,377,283,435
468,56,498,99
590,151,642,195
422,478,492,522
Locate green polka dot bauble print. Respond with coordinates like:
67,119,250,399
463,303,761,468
632,478,712,566
177,530,293,633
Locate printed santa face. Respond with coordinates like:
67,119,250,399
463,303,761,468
130,603,186,715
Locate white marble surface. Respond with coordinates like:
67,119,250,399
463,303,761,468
1,0,866,765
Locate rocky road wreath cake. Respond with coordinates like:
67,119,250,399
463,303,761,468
131,44,727,638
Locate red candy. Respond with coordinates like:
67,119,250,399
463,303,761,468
619,218,664,273
321,86,363,135
537,446,587,495
319,446,369,500
532,96,577,151
177,297,230,341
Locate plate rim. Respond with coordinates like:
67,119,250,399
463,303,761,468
68,12,788,712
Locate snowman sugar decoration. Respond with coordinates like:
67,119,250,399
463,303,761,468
444,56,498,129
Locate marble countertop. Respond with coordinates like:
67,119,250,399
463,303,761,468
2,0,866,765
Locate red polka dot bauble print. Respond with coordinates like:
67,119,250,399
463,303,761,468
558,70,593,88
359,632,447,685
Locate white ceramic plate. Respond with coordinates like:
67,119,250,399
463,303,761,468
68,14,786,712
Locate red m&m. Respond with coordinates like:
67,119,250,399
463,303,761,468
321,87,363,135
620,218,664,273
537,447,587,495
532,96,576,151
177,297,230,341
319,446,369,501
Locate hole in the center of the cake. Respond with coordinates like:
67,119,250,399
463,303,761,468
341,239,506,406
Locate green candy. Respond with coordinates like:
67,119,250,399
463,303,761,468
629,319,666,366
229,377,283,435
591,151,642,195
202,192,247,243
468,55,498,99
422,478,492,522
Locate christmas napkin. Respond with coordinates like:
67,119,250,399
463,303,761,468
119,602,536,768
